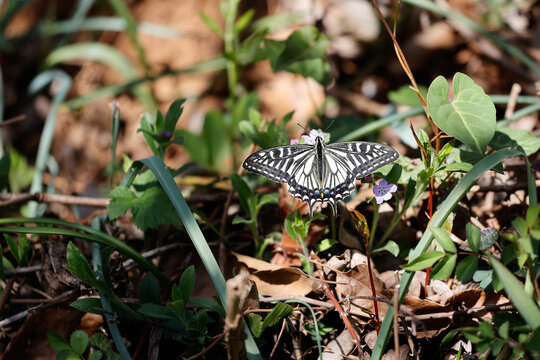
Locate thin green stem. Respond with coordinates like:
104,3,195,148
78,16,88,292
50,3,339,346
378,192,402,246
369,203,380,252
224,0,240,99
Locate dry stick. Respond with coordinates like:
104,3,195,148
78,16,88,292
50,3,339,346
184,332,225,360
4,264,43,277
0,288,80,328
0,279,15,318
310,253,361,351
0,114,26,128
504,83,522,118
269,318,288,360
0,192,110,208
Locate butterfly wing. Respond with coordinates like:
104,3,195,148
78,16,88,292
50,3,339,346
325,141,399,179
242,144,314,184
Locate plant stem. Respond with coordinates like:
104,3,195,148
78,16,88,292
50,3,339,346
224,0,240,100
369,203,380,252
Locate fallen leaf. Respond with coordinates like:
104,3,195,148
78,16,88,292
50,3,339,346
232,252,315,297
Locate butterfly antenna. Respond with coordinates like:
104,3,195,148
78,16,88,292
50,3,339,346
323,119,335,133
297,123,310,134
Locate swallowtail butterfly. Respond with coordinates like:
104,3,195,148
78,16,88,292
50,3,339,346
243,130,399,217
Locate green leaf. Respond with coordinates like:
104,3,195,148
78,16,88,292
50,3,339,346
388,85,428,106
431,228,457,253
0,152,10,191
490,127,540,156
70,330,89,355
385,164,402,186
488,254,540,328
501,243,518,264
231,173,252,216
373,240,399,257
164,99,185,133
70,298,103,315
466,223,481,253
191,297,226,317
401,251,445,271
526,204,540,228
65,242,97,284
179,265,195,305
430,253,457,280
47,331,71,352
249,302,293,337
265,27,327,70
512,217,528,237
199,12,223,36
7,146,34,193
498,320,509,339
108,185,182,231
138,303,178,321
455,255,478,282
479,228,498,251
478,321,495,339
89,350,103,360
5,234,21,264
140,273,161,305
427,72,496,153
235,9,255,32
57,349,80,360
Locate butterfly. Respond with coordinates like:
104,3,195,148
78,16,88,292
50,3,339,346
243,129,399,217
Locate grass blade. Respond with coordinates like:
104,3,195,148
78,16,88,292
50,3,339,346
91,216,132,360
372,148,524,359
27,70,72,217
488,254,540,328
0,218,170,285
44,42,155,110
134,156,262,360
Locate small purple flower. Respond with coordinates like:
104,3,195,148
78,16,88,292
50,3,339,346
290,138,300,145
373,179,397,204
363,175,372,183
159,130,172,140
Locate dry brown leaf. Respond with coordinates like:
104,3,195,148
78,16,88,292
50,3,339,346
321,330,355,360
334,264,391,319
232,252,314,297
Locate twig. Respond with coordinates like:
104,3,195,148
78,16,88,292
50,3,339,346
122,242,183,270
269,319,287,359
310,252,361,351
0,288,79,328
0,192,110,207
4,264,43,277
0,114,25,128
183,332,225,360
0,279,15,318
258,296,333,309
403,302,513,321
504,83,522,118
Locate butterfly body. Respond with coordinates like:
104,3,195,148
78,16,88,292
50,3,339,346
243,133,399,217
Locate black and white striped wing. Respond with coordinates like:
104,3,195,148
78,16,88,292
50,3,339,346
243,145,314,184
325,141,399,180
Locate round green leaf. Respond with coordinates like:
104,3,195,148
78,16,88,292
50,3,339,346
430,253,457,280
427,72,496,153
70,330,89,355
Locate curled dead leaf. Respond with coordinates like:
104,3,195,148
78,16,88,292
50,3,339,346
232,252,315,297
